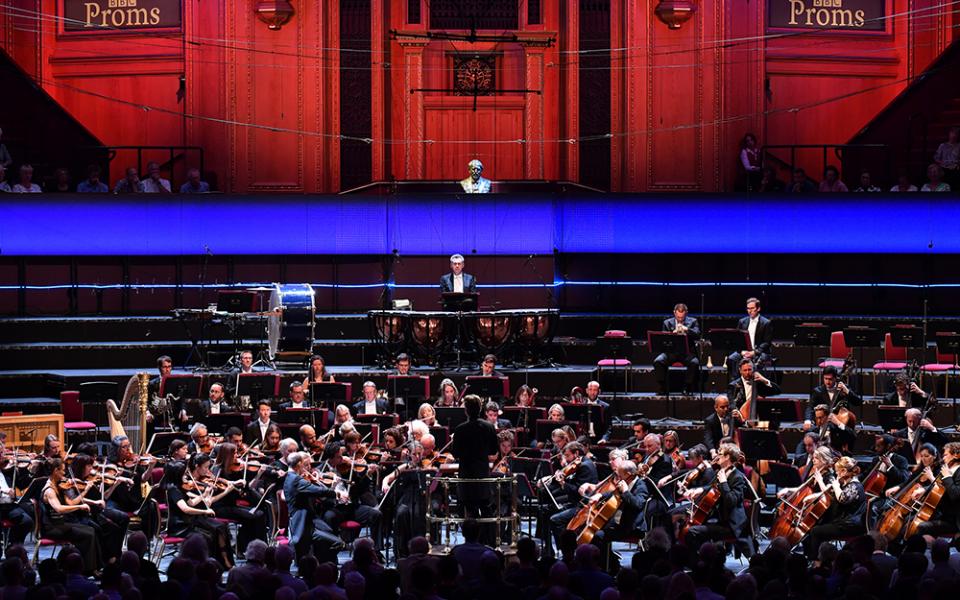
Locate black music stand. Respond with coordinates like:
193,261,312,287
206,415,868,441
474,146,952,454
736,428,785,462
146,431,190,456
204,413,245,436
595,335,634,401
708,328,752,367
876,406,908,432
441,292,478,312
236,374,279,408
562,404,606,440
535,419,578,445
464,376,510,403
355,414,398,434
160,374,204,400
429,425,450,448
352,422,379,444
435,406,468,430
843,327,881,397
935,333,960,421
794,323,831,392
500,406,546,430
310,382,353,411
757,399,802,430
79,381,117,430
275,408,326,429
388,375,430,421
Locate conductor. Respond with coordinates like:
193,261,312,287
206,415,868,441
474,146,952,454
451,394,499,540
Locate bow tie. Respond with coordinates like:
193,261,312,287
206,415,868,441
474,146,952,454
744,380,753,386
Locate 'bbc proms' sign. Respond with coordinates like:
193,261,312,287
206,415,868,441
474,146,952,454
768,0,885,31
63,0,181,31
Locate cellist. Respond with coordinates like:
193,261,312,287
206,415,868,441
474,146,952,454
682,443,753,558
802,456,866,559
583,460,647,559
908,441,960,541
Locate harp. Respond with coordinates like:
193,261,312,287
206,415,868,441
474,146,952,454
106,373,150,454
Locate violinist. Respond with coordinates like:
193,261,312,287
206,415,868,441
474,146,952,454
381,427,406,460
66,454,131,564
636,433,676,534
671,445,715,504
492,430,516,476
165,458,235,569
224,427,246,452
894,408,947,462
805,365,862,430
542,428,570,456
106,434,159,539
380,440,432,559
703,395,742,456
299,425,325,457
285,451,347,562
188,423,212,455
542,441,598,558
484,401,512,430
324,437,382,549
261,424,283,456
168,439,190,463
0,434,34,548
802,456,866,559
417,403,437,427
662,430,685,471
436,378,460,407
29,434,63,477
907,441,960,540
212,442,268,553
41,458,102,575
683,443,753,558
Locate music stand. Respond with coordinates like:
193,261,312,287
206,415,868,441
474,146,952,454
435,406,468,430
500,406,546,430
464,376,510,402
535,419,578,444
352,422,380,444
310,383,353,411
145,431,190,456
441,292,478,312
355,414,398,434
388,375,430,420
876,406,907,432
275,408,326,429
595,335,634,402
429,425,450,448
936,332,960,421
890,325,924,363
561,404,606,440
794,323,831,391
648,331,691,409
160,374,204,399
204,413,245,436
843,327,881,396
79,381,118,428
757,399,802,429
735,428,785,462
236,374,279,407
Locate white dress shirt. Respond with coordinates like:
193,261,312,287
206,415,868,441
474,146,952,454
259,419,270,440
747,317,759,349
209,402,221,415
0,472,11,504
364,399,379,414
453,273,464,293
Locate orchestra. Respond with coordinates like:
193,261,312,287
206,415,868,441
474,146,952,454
12,294,960,575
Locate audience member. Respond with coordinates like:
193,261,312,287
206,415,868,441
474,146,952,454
452,519,489,585
569,545,614,600
0,127,11,168
818,165,848,192
786,167,816,193
0,164,9,192
853,169,881,192
12,164,41,193
399,537,439,594
922,163,952,191
114,167,145,194
78,164,109,193
142,161,171,193
933,126,959,188
890,172,918,192
52,168,72,193
179,167,210,193
756,166,784,192
273,545,308,596
739,133,762,191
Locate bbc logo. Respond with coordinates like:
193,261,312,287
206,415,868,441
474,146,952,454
108,0,138,7
812,0,842,7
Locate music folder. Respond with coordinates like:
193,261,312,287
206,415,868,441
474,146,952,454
160,374,203,399
464,376,510,400
310,382,353,411
646,331,690,356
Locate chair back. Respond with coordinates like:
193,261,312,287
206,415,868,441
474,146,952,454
884,333,907,361
830,331,850,359
936,332,957,364
60,391,83,421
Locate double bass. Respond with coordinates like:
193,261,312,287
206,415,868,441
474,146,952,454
767,466,834,546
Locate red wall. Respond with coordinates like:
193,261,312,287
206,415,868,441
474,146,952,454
1,0,953,192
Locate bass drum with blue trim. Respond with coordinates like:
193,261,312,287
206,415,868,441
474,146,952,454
267,283,316,359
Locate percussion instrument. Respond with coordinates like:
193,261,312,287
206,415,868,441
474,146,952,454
268,283,316,359
468,312,514,355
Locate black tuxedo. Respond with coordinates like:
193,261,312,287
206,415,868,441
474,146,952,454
198,399,233,418
703,412,741,450
351,398,390,416
727,376,782,421
653,316,701,394
279,400,312,410
726,315,774,378
807,385,863,422
439,272,477,294
894,426,948,458
883,390,927,409
243,419,278,446
683,467,753,557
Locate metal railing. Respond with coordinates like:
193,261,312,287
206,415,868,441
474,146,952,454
83,145,205,188
763,143,891,187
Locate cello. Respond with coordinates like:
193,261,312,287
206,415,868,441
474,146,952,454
677,458,723,541
876,464,936,541
566,467,642,545
767,465,835,546
903,455,959,539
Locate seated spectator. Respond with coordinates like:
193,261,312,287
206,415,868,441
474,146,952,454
52,168,72,193
890,173,918,192
786,168,816,193
0,164,10,192
273,545,308,597
126,531,161,587
921,163,952,192
0,557,30,600
452,519,488,585
853,170,881,192
180,167,210,193
933,126,959,188
0,127,11,168
818,165,848,192
756,166,784,192
77,165,109,193
12,164,41,193
114,167,145,194
142,161,171,193
570,544,615,600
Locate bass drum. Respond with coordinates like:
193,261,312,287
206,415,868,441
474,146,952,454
268,284,316,359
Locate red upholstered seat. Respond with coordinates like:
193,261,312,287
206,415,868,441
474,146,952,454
818,331,849,368
597,358,631,367
873,333,907,371
873,362,907,370
604,330,627,337
923,363,953,372
161,536,186,545
65,421,97,430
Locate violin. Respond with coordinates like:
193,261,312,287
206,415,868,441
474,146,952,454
421,452,454,469
198,436,223,455
491,452,513,475
637,450,663,478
